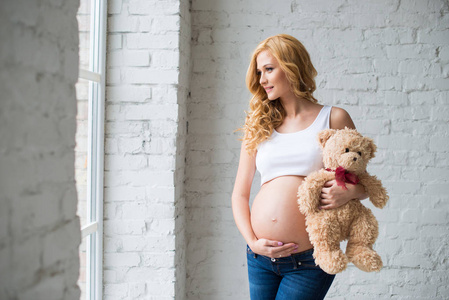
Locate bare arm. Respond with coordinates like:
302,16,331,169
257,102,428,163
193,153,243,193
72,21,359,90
231,140,258,247
329,106,356,130
320,107,368,209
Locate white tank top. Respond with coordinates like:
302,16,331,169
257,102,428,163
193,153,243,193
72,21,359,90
256,105,332,186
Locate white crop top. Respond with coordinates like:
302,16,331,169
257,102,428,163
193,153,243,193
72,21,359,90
256,105,332,186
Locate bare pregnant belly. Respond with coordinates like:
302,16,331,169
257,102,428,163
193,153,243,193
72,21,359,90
251,176,313,252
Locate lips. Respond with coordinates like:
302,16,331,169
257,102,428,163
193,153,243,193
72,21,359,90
265,86,274,93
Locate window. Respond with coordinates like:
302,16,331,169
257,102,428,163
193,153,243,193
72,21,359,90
75,0,106,299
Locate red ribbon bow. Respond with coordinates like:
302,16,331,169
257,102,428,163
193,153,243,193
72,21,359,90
325,166,360,190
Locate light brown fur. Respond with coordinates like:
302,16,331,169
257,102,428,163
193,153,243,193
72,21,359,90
297,127,389,274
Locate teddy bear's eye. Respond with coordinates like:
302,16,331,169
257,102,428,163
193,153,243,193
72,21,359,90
345,148,349,152
357,151,362,156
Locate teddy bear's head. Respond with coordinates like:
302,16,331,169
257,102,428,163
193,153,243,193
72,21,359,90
317,127,376,174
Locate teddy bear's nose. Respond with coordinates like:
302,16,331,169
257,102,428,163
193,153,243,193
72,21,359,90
353,157,357,161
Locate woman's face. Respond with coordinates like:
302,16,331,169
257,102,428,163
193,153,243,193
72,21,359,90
256,50,292,101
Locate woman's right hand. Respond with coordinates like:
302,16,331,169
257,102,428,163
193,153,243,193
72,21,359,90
250,238,299,258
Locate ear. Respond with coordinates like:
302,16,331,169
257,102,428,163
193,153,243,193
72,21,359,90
363,136,377,159
317,129,337,148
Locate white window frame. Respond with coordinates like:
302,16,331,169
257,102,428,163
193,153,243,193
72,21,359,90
78,0,106,299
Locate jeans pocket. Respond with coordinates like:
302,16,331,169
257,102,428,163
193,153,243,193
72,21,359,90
247,245,257,258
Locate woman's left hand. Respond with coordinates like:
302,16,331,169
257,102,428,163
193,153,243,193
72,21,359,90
319,180,363,210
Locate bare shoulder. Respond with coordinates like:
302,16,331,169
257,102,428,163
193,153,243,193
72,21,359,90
329,106,356,130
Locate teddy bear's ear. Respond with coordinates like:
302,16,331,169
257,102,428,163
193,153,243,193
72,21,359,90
317,129,337,148
363,136,377,159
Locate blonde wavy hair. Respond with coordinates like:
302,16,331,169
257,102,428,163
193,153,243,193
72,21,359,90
241,34,318,154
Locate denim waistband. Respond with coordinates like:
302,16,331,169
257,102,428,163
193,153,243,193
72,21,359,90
247,245,315,265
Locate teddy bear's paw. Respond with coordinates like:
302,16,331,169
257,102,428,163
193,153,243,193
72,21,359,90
319,262,348,275
315,250,348,275
351,251,383,272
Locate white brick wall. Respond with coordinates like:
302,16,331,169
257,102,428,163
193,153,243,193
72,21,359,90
0,0,81,299
2,0,446,299
187,0,449,299
104,0,190,298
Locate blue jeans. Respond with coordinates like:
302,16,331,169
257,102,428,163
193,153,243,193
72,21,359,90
246,245,335,300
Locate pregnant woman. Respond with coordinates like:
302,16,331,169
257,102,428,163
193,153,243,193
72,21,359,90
231,34,368,300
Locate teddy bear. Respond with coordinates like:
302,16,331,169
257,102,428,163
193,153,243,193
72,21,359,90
297,127,388,275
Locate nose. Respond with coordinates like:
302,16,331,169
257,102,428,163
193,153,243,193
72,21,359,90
259,72,267,85
353,157,357,161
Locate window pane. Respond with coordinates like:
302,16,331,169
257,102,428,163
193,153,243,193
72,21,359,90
76,0,105,298
75,77,90,230
77,0,91,71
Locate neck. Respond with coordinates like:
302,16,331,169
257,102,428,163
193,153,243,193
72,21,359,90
279,94,311,118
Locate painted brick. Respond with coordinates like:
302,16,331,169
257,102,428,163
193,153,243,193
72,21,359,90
107,85,152,103
101,0,449,299
120,236,176,252
148,155,176,170
104,154,148,170
123,103,179,120
106,68,121,85
123,68,179,84
0,0,81,299
146,186,176,201
108,15,140,32
187,1,449,300
108,34,123,50
105,1,190,299
103,284,129,298
104,253,141,267
129,282,146,298
418,29,449,45
151,50,180,68
18,274,66,300
108,0,123,14
107,51,124,67
126,33,180,50
104,186,146,202
123,50,151,67
104,220,146,236
128,0,180,15
152,16,181,33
